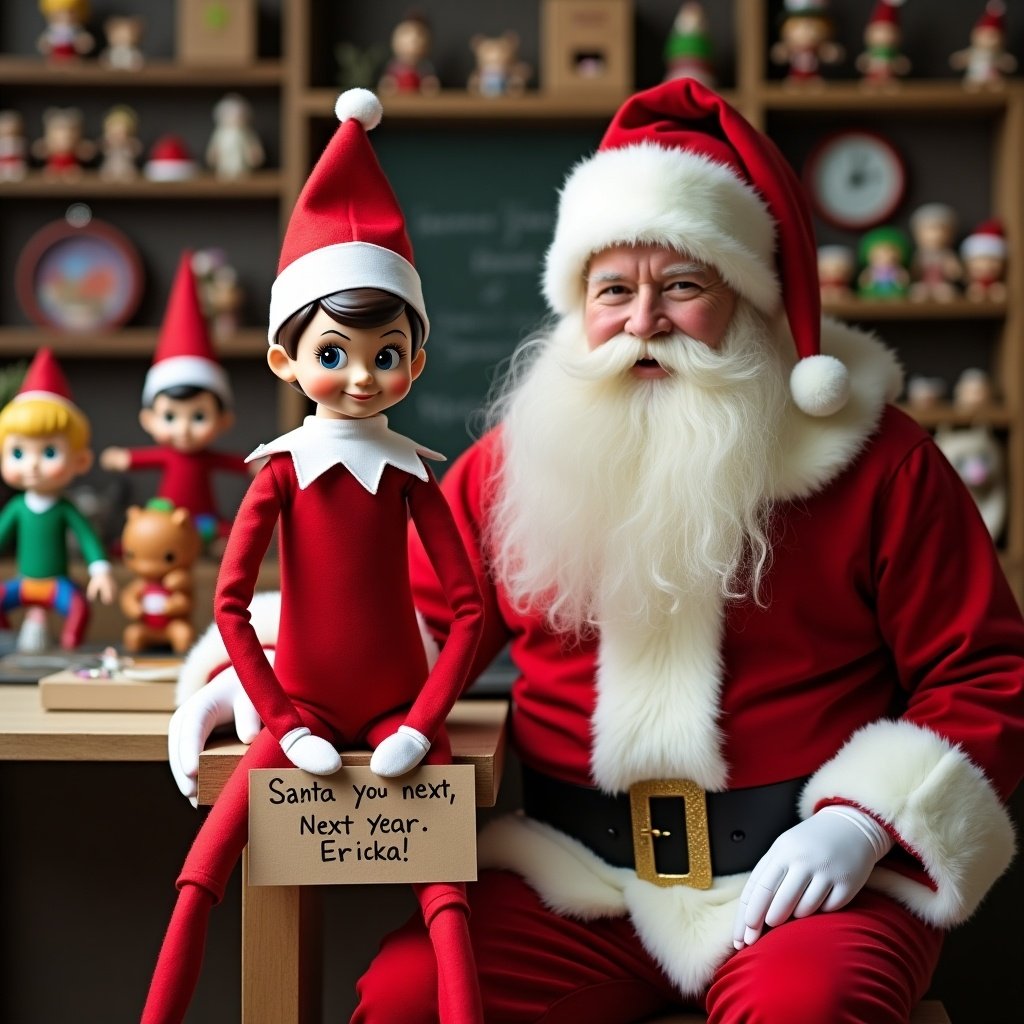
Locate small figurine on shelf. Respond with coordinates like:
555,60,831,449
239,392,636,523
377,13,440,95
32,107,95,179
100,252,249,546
771,0,844,86
909,203,962,303
953,367,996,414
950,2,1017,89
0,348,116,652
0,110,28,181
37,0,95,61
99,14,145,71
120,499,201,654
934,427,1006,539
142,88,484,1024
855,0,911,87
192,248,244,342
905,374,948,413
960,219,1008,302
97,105,142,181
663,2,716,88
817,244,856,303
144,135,198,181
468,31,532,97
857,225,911,299
205,93,265,180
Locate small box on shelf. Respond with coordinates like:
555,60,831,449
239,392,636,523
177,0,256,66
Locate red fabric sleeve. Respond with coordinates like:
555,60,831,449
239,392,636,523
206,451,250,474
126,447,170,470
214,460,304,740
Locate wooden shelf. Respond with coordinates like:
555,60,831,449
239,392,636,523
0,170,284,199
897,403,1013,429
0,56,284,88
759,79,1015,114
0,327,268,359
824,299,1007,321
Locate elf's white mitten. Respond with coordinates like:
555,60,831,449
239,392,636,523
370,725,431,777
280,727,342,775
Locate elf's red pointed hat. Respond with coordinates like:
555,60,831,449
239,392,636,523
543,77,849,417
977,2,1007,33
15,347,78,410
143,251,231,408
268,89,427,345
868,0,903,28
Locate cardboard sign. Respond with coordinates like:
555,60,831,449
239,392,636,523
248,765,478,886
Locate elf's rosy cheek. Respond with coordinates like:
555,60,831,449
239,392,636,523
383,375,411,398
303,373,339,402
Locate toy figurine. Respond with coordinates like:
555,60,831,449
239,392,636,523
953,367,996,414
99,14,144,70
950,2,1017,88
468,31,532,96
32,107,95,179
905,374,948,413
337,40,387,91
909,203,962,303
935,427,1006,539
855,0,910,86
857,225,911,299
817,244,856,303
377,13,440,95
663,2,716,88
120,499,201,654
192,248,245,342
100,252,248,546
771,0,844,85
960,219,1008,301
0,111,28,181
37,0,94,61
142,88,484,1024
0,348,115,652
97,105,142,181
205,93,265,180
144,135,198,181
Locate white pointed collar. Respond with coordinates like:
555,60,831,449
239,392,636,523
246,415,445,494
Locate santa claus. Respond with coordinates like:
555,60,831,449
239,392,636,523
171,80,1024,1022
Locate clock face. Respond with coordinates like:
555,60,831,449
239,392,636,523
804,131,906,230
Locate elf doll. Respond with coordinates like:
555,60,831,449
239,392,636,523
100,252,248,545
0,348,115,651
141,90,485,1024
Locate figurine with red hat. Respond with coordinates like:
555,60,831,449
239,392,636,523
950,1,1018,87
0,348,115,651
961,218,1009,301
141,89,484,1024
855,0,911,86
169,78,1024,1021
771,0,844,85
100,251,247,545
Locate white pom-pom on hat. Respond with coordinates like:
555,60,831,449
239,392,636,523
790,354,850,417
335,88,383,131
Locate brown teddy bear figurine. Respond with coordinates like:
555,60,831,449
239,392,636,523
467,31,532,97
120,499,201,653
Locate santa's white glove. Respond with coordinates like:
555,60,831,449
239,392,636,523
369,726,431,777
733,805,893,949
280,727,342,775
168,668,263,807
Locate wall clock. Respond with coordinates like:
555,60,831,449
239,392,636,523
803,130,907,231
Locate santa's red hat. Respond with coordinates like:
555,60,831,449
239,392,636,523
961,219,1008,260
267,89,427,345
867,0,903,28
143,251,231,408
977,2,1007,33
144,135,198,182
13,347,79,412
543,78,848,417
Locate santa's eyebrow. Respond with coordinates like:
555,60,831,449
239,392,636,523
587,270,628,284
662,262,709,277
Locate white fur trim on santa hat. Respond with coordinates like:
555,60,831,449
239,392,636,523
143,355,232,408
543,142,780,318
335,88,384,131
268,241,429,345
789,352,850,418
961,234,1007,259
801,718,1016,927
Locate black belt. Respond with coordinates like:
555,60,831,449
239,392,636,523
522,764,807,887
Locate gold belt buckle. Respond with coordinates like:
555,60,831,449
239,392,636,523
629,779,712,889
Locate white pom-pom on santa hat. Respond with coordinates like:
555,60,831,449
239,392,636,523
790,354,850,418
335,88,383,131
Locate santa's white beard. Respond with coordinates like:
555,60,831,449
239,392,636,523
487,302,790,635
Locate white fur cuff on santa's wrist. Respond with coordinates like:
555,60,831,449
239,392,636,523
800,718,1015,926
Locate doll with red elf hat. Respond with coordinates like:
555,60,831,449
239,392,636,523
141,89,484,1024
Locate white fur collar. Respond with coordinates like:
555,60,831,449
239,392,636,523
247,414,444,493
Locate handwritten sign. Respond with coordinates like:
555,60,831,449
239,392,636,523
248,765,477,886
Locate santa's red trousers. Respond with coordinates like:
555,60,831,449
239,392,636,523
141,708,481,1024
353,869,943,1024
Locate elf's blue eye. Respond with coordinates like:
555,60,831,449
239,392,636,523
43,446,57,459
11,448,23,460
318,345,346,370
375,346,402,371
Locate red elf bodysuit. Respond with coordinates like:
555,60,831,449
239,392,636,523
142,414,484,1023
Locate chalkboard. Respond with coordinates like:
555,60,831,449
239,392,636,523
374,127,603,465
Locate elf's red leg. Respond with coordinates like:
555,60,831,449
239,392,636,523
59,585,89,650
